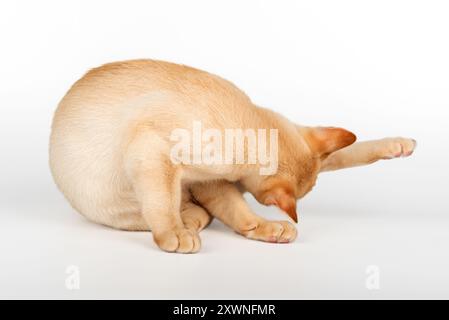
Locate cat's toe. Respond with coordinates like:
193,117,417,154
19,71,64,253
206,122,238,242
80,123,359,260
403,139,417,156
244,221,297,243
382,137,416,159
278,221,298,243
154,228,201,253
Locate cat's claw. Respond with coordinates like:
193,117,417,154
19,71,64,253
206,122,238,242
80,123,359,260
244,221,297,243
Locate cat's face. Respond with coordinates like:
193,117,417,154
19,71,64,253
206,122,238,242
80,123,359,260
243,126,356,222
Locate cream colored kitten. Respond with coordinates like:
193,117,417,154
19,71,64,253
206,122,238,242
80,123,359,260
49,59,416,253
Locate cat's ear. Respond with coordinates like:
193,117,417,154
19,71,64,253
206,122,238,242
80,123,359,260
302,126,356,157
262,186,298,223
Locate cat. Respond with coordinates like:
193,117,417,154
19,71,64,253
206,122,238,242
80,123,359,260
49,59,416,253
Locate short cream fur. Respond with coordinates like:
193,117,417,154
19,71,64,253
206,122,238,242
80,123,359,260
49,59,416,253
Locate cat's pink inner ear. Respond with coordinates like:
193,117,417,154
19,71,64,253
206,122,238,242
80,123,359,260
305,127,357,156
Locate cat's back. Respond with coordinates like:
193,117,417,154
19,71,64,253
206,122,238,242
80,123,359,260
51,59,252,161
57,59,249,111
52,59,252,141
49,59,251,223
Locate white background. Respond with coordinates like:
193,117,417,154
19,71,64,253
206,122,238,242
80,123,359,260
1,0,448,299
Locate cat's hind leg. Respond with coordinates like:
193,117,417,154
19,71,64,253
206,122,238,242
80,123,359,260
107,205,212,233
181,194,213,232
108,211,150,231
102,197,212,233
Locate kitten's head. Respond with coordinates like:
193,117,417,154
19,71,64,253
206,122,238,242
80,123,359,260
241,126,356,222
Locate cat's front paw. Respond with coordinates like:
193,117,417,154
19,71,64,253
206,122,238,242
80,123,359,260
380,137,416,159
154,228,201,253
244,221,297,243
